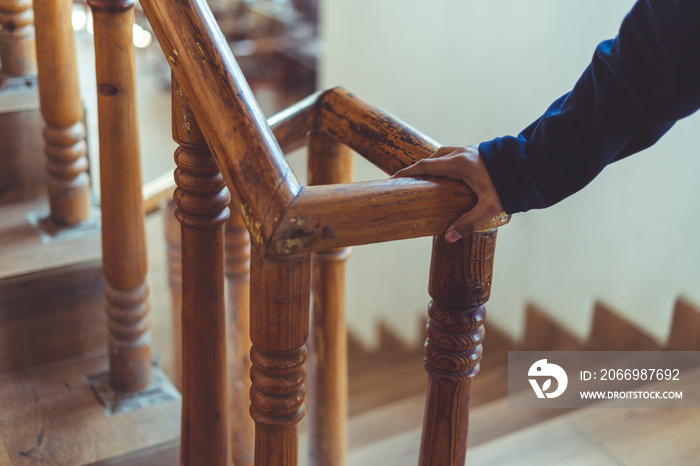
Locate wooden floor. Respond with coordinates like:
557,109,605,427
0,352,180,466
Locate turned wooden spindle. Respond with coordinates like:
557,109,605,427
172,78,230,466
225,205,254,466
33,0,90,225
419,218,507,466
164,200,183,390
88,0,152,392
306,132,353,465
0,0,36,77
250,249,311,466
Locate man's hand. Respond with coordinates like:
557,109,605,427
392,145,504,242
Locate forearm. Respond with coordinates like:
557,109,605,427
480,0,700,214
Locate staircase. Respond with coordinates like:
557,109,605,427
2,0,699,464
339,301,700,466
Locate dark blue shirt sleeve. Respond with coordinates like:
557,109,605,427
479,0,700,214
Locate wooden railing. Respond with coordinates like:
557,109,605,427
11,0,508,463
139,1,509,465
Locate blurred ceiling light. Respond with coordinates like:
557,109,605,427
72,7,88,31
133,23,153,48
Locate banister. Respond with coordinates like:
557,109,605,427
268,177,477,255
139,0,300,246
140,0,482,255
315,87,440,175
268,90,318,154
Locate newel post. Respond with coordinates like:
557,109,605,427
419,215,509,466
306,131,353,465
172,78,230,466
88,0,152,391
33,0,91,225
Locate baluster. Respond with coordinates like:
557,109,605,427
306,132,353,465
164,200,183,390
172,78,230,466
87,0,152,391
225,205,254,466
0,0,36,77
250,249,311,466
419,216,508,466
34,0,90,225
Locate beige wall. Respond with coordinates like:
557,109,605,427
318,0,700,345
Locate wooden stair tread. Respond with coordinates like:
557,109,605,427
347,365,700,465
0,352,180,466
0,198,101,280
469,366,700,465
347,393,426,451
348,352,426,416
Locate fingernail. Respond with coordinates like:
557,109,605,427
445,230,462,243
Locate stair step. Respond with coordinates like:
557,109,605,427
348,394,425,451
0,352,180,466
347,363,700,465
0,106,46,205
0,198,101,281
0,260,106,375
469,365,700,465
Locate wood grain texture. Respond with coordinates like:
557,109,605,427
250,249,311,466
88,0,152,392
419,231,500,466
306,132,353,466
0,352,180,466
172,79,231,466
0,260,105,375
139,0,300,248
33,0,90,225
315,87,438,175
0,0,37,77
225,204,254,466
269,177,476,255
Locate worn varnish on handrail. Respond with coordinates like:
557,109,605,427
139,0,478,255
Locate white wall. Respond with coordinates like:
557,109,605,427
318,0,700,345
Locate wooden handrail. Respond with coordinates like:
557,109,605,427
139,0,300,247
315,87,440,175
269,178,476,255
139,0,481,256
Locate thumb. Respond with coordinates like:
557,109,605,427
444,192,504,242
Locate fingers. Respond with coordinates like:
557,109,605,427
428,145,461,159
391,155,465,181
389,144,505,243
444,192,503,242
391,146,461,178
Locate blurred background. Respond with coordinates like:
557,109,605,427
72,0,700,350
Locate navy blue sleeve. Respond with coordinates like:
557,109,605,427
479,0,700,214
